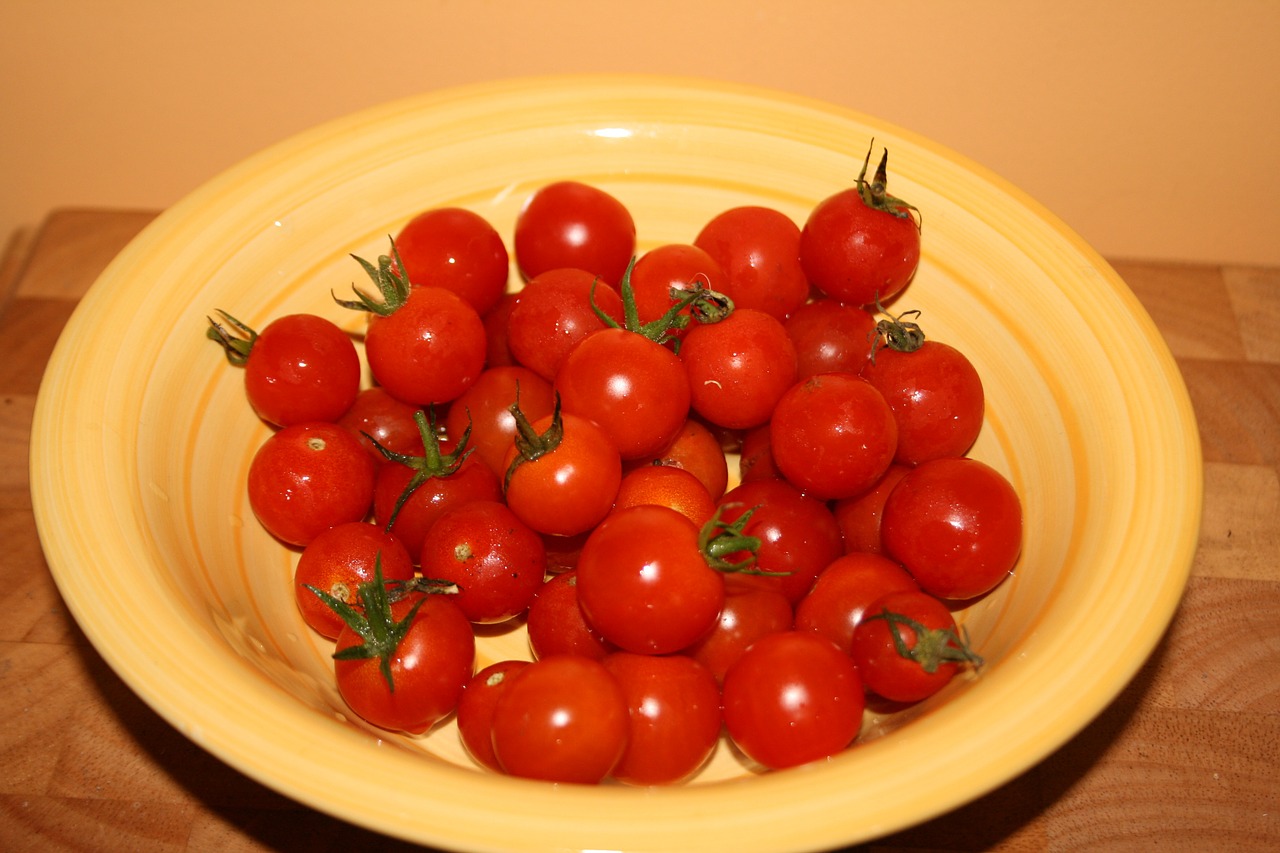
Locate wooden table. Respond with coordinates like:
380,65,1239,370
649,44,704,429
2,209,1277,852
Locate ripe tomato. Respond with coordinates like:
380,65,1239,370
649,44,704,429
442,365,555,478
793,552,919,655
693,205,809,320
881,457,1022,600
722,630,864,770
332,590,476,735
392,206,509,316
831,463,911,555
247,421,376,547
576,504,726,655
367,284,487,406
338,386,423,461
683,576,794,683
293,521,416,639
556,326,692,460
769,372,898,500
628,243,726,341
490,655,630,784
418,500,546,624
482,291,520,368
525,570,616,660
456,660,528,773
506,267,624,381
850,589,982,703
630,417,729,501
679,307,799,431
514,181,636,286
208,311,360,428
602,652,723,786
799,145,921,306
784,298,877,380
737,423,780,484
612,464,717,527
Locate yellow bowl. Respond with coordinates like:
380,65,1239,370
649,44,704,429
30,75,1201,851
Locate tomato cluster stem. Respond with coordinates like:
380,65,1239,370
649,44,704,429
590,257,735,348
864,607,984,673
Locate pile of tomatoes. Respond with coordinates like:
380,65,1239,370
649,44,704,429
207,144,1023,786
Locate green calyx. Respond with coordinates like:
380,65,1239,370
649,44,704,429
366,407,474,533
869,298,926,362
205,309,257,366
856,140,922,231
503,387,564,493
333,237,413,317
590,257,735,348
698,504,789,577
864,607,984,674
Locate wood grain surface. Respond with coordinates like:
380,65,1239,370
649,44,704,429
2,209,1276,852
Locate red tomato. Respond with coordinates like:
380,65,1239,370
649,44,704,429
490,655,630,784
208,311,360,428
456,660,528,772
612,464,716,528
784,298,877,380
418,500,546,624
683,576,794,683
293,521,416,639
247,422,376,547
393,207,510,315
555,327,692,460
630,417,729,501
693,205,809,320
482,291,520,368
722,630,864,770
769,372,898,500
506,267,624,381
514,181,636,286
576,505,725,655
602,652,723,786
793,552,920,655
338,386,423,461
442,365,555,478
679,308,799,431
525,570,616,661
628,243,726,340
799,145,921,306
502,407,622,537
850,589,982,703
881,457,1022,600
333,592,476,735
831,463,911,555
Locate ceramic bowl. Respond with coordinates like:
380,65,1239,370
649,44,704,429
30,75,1202,852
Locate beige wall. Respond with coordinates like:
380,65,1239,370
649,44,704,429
3,1,1277,266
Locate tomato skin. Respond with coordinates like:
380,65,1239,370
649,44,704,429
556,327,693,460
418,500,547,624
333,593,476,735
442,365,555,478
392,207,509,316
338,386,423,461
482,291,520,368
800,188,920,306
737,423,780,484
769,372,898,500
293,521,416,639
240,313,361,427
576,505,725,655
793,552,919,655
456,660,528,772
693,206,809,321
525,570,616,660
628,243,726,340
602,652,723,786
860,340,985,465
784,299,877,380
684,576,793,683
881,457,1022,600
722,631,864,770
502,411,622,537
850,589,970,703
612,464,716,528
514,181,636,286
365,285,487,406
506,267,624,381
490,655,630,784
832,464,911,555
680,308,799,431
247,422,376,547
630,417,729,501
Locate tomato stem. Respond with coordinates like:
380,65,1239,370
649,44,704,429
855,139,922,231
365,407,474,534
698,504,789,576
864,607,984,673
205,309,258,365
503,388,565,492
332,237,413,317
869,298,926,362
589,257,735,348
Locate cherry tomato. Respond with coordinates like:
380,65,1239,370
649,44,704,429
247,422,376,547
556,326,692,460
456,660,528,772
850,589,982,703
722,630,864,770
525,570,616,660
799,145,921,306
490,655,630,784
482,291,520,368
628,243,726,341
881,457,1022,600
576,504,725,655
737,423,780,484
683,576,793,683
630,417,729,501
602,652,723,786
393,207,510,315
693,205,809,320
793,552,919,655
514,181,636,286
784,298,877,380
612,464,716,528
679,308,799,430
506,267,624,381
338,386,424,461
442,365,555,477
418,500,546,624
769,372,898,500
293,521,416,639
208,311,361,428
831,463,911,555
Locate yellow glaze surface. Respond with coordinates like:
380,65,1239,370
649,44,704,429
29,76,1201,852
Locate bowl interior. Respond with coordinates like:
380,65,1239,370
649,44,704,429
31,75,1201,852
